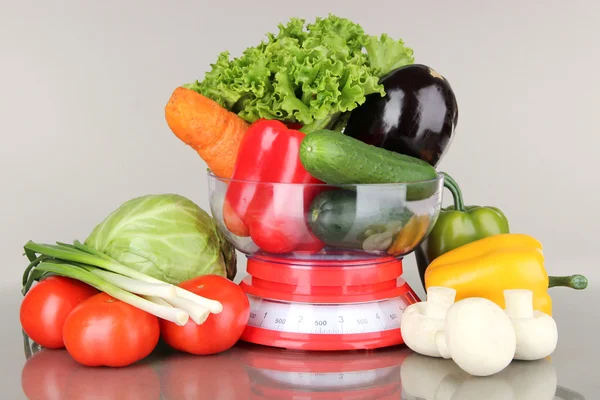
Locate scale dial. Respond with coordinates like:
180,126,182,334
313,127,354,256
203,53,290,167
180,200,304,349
247,295,410,335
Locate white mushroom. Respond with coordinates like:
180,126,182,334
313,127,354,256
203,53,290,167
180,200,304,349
400,286,456,357
504,289,558,361
435,297,516,377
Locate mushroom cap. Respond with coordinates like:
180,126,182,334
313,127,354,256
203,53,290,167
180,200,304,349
401,302,446,358
511,311,558,361
443,297,516,376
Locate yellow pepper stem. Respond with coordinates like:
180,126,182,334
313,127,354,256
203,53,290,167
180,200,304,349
548,274,588,290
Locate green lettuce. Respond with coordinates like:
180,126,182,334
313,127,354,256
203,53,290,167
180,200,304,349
84,194,237,285
184,15,414,133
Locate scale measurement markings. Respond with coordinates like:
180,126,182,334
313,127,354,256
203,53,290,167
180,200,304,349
247,296,407,335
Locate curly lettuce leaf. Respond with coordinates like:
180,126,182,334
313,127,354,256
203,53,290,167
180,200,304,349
186,15,415,132
365,33,416,77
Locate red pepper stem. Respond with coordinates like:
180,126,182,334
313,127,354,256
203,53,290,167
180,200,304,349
441,172,466,212
548,274,588,290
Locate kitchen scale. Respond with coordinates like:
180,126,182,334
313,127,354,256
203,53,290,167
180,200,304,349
208,172,442,351
238,254,419,351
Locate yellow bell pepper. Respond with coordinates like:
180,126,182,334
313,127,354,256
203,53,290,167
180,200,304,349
424,233,588,316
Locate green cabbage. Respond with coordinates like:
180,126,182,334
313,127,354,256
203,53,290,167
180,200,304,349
84,194,237,284
184,14,415,133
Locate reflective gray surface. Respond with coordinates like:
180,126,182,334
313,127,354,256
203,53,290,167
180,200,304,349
5,287,599,399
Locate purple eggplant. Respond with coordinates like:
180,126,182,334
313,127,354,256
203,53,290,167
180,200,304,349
344,64,458,167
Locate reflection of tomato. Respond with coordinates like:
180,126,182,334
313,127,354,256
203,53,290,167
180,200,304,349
160,275,250,355
21,349,80,400
20,276,98,349
160,351,250,400
67,362,161,400
63,293,160,367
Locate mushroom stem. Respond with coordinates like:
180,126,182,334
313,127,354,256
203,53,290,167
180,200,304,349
504,289,534,319
425,286,457,319
436,331,451,359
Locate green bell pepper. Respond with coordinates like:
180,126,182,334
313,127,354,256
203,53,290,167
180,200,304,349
415,173,510,289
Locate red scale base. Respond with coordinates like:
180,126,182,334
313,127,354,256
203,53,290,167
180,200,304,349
238,254,420,351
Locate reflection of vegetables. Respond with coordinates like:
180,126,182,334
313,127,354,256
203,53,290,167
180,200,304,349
424,234,589,316
22,241,224,326
400,286,456,358
224,119,324,253
436,297,517,377
415,174,510,288
504,289,558,361
19,276,98,349
160,352,251,400
21,349,79,400
160,275,250,355
165,87,249,179
401,352,559,400
185,15,414,133
21,347,163,399
344,64,458,167
63,292,160,367
85,194,237,284
400,353,468,399
67,360,161,399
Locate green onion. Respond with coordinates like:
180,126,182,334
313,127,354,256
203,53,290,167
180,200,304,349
22,240,225,326
35,262,189,326
166,297,210,325
24,241,223,314
84,267,177,299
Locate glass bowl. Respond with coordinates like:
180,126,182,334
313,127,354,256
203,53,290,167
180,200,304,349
208,172,444,262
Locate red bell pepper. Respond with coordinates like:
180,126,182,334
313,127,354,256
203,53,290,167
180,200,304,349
223,119,325,254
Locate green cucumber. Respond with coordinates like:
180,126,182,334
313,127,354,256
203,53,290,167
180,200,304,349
308,188,415,250
300,130,441,200
300,130,438,183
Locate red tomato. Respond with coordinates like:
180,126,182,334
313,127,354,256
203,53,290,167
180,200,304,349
20,276,98,349
21,349,80,400
62,292,160,367
160,275,250,355
160,352,250,400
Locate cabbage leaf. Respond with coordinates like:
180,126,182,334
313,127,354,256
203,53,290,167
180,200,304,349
84,194,237,285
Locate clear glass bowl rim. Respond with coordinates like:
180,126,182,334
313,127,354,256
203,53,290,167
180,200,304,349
207,171,444,187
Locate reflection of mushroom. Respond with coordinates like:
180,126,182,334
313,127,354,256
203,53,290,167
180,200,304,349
400,353,468,399
435,297,516,377
400,287,456,357
400,351,558,400
497,359,558,400
504,289,558,361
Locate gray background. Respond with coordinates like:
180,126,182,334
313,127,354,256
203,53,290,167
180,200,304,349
2,0,599,398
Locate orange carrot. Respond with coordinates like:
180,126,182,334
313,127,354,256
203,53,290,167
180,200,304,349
164,87,249,178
